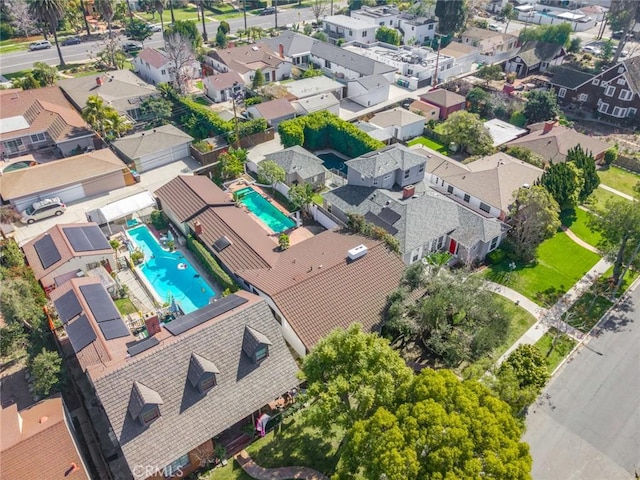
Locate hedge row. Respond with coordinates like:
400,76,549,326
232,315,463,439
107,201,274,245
186,235,238,293
278,111,384,158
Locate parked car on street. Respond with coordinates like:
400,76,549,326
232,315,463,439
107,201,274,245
582,45,601,55
488,23,503,32
149,23,162,32
61,36,82,46
122,41,142,52
29,40,52,51
20,197,66,224
260,6,276,15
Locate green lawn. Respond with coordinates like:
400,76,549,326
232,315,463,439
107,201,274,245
601,265,640,297
587,186,630,211
114,298,137,315
535,328,576,373
138,6,201,23
484,232,601,307
597,166,640,197
407,136,449,154
562,293,613,333
560,208,602,247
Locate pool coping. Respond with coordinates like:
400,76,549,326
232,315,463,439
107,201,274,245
234,186,297,235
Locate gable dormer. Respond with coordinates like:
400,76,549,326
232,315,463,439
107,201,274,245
128,381,163,426
188,353,220,394
242,326,272,363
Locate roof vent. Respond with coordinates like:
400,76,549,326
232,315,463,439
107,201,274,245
39,416,49,424
347,244,368,261
522,183,530,188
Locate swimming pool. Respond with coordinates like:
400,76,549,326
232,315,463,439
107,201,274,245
317,152,349,175
127,225,216,314
235,187,296,233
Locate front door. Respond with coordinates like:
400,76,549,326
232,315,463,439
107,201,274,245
449,239,457,255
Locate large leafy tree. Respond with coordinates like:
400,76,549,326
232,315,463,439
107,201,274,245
375,26,401,45
0,278,46,330
31,348,62,397
336,369,532,480
28,0,66,67
440,110,493,155
301,324,414,435
164,32,197,94
566,146,599,202
539,162,583,210
288,182,315,212
165,19,202,50
435,0,467,34
140,96,172,126
257,160,285,189
508,185,560,262
124,17,154,45
476,64,504,86
523,90,560,125
519,23,572,46
500,2,518,33
32,61,59,86
466,87,490,115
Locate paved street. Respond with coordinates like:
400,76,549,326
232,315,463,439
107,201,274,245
524,279,640,480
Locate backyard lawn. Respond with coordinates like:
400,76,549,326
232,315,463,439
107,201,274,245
535,328,576,373
407,136,449,155
587,186,630,211
484,232,601,306
597,165,640,197
560,208,602,247
115,298,137,315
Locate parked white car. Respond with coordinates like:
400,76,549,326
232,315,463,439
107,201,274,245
582,45,602,55
29,40,52,51
20,197,66,224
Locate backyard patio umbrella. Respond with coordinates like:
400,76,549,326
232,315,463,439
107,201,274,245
167,230,174,243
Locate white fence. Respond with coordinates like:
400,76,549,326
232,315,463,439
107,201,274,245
309,204,342,230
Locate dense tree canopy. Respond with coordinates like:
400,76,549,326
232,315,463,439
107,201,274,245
540,162,583,210
124,17,154,45
375,25,401,45
435,0,468,34
257,160,285,188
476,64,504,85
518,23,572,46
566,145,599,202
440,110,494,155
523,90,560,125
165,19,203,49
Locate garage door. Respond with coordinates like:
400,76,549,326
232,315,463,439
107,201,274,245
13,183,85,212
136,143,190,173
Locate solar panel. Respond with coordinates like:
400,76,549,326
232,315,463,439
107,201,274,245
66,314,96,353
83,226,110,250
63,227,92,252
127,336,160,356
99,319,130,340
364,212,398,236
378,208,401,226
33,235,61,269
53,290,83,324
212,236,231,252
165,294,249,336
79,284,121,323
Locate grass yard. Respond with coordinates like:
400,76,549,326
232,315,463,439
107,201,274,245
597,166,640,197
562,293,612,333
484,232,601,307
407,136,449,155
601,265,640,297
535,328,576,373
587,186,630,211
560,208,602,247
114,298,137,315
139,6,201,23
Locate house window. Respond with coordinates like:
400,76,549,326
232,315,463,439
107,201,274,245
383,173,392,180
578,93,588,102
592,79,600,86
362,31,367,37
612,106,627,118
349,30,353,35
199,375,216,393
489,236,499,251
411,250,420,263
255,346,268,362
618,66,625,73
619,89,633,101
411,26,415,31
164,454,190,478
418,165,424,173
629,108,637,117
447,185,453,193
30,133,46,143
558,88,567,98
264,72,271,82
161,69,166,75
428,24,434,30
479,202,491,213
437,235,445,249
4,139,24,153
404,170,410,179
617,78,626,85
379,22,384,26
373,178,379,185
141,406,160,425
605,85,616,97
463,193,470,203
598,102,609,113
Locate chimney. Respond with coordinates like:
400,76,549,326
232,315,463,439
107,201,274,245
96,76,103,86
279,44,284,59
144,312,161,336
543,120,555,134
402,185,415,199
194,220,203,236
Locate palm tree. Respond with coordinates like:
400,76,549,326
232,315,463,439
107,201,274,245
168,0,175,24
82,94,108,137
198,0,207,42
155,0,166,32
95,0,115,37
28,0,66,66
79,0,91,36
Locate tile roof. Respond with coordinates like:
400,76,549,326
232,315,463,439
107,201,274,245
0,87,92,142
206,44,286,75
0,395,90,480
253,98,296,120
409,100,440,116
370,107,426,128
310,41,396,76
0,149,125,201
89,293,299,479
420,88,466,108
111,124,193,160
260,31,316,57
22,223,115,281
204,71,245,90
237,230,405,350
345,144,427,178
549,67,595,89
264,145,327,179
136,47,169,69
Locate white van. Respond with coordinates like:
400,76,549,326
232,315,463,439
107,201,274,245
20,197,66,224
29,40,52,51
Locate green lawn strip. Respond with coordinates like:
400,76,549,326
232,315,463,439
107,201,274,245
138,7,201,23
535,328,576,373
2,70,30,80
597,166,640,197
114,298,138,315
587,186,630,211
562,293,612,333
213,12,245,20
560,208,602,247
601,266,640,296
407,136,448,154
484,232,601,307
0,43,28,54
200,460,253,480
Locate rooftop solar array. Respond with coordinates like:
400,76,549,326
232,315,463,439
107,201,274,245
127,336,160,357
66,315,96,353
53,290,83,324
165,294,248,336
99,319,131,340
79,284,121,323
213,236,232,252
378,207,401,226
62,226,111,252
33,235,61,269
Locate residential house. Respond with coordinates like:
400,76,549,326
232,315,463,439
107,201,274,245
420,88,466,120
483,118,528,147
351,5,401,29
459,27,518,56
282,76,345,101
424,150,544,220
440,41,481,74
21,222,115,292
309,40,396,82
292,93,340,116
0,87,94,159
246,98,296,128
203,44,292,85
408,100,440,121
396,14,438,45
506,120,610,163
111,124,194,173
203,72,245,103
259,31,315,67
505,41,566,78
354,120,394,143
550,57,640,125
261,146,328,189
322,15,377,45
1,395,90,480
0,149,131,211
347,74,392,107
58,70,158,122
369,107,426,141
132,47,201,87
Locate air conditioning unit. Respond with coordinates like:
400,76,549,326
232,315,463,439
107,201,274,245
347,244,368,261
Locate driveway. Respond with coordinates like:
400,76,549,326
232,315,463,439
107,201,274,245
524,279,640,480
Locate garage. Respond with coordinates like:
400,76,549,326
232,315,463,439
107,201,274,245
13,183,85,212
111,125,194,173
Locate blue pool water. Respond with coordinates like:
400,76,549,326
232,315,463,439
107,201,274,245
127,225,216,314
317,152,349,175
235,187,295,233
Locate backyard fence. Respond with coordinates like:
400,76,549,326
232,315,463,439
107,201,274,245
614,155,640,175
309,204,343,230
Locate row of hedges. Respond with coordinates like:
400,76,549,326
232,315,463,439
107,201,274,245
186,235,238,293
278,111,385,158
228,118,268,144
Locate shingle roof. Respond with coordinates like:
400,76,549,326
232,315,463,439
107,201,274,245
549,67,594,89
128,382,164,419
89,294,299,480
206,44,286,75
345,144,426,178
187,353,220,387
0,149,124,201
462,26,506,40
351,74,390,90
420,88,466,108
440,41,479,58
237,230,405,350
310,41,396,76
260,31,316,57
136,47,169,69
242,325,272,357
264,145,327,179
409,100,440,116
515,40,564,66
621,55,640,93
0,395,90,480
253,98,296,120
370,107,426,128
112,124,193,160
204,71,245,90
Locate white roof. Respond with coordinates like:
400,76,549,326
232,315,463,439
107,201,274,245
323,15,373,30
483,119,528,147
95,191,156,223
284,76,344,99
555,11,586,20
0,116,30,135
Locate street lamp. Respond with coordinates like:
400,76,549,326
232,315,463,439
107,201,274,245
231,82,245,150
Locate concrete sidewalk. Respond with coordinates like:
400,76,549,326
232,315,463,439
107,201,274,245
598,183,635,201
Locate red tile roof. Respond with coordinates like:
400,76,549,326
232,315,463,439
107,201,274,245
205,71,245,90
136,47,169,69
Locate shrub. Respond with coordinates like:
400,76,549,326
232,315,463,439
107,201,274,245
186,235,237,293
193,140,213,153
510,111,527,128
604,145,618,165
150,210,169,230
244,96,263,106
486,248,507,265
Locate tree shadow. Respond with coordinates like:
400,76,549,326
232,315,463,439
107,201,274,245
560,209,577,228
600,296,636,333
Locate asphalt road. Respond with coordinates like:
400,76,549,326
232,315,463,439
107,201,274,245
0,6,319,74
524,279,640,480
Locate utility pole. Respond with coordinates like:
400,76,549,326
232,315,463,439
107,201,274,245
243,0,248,32
231,82,245,150
431,33,444,89
275,0,279,29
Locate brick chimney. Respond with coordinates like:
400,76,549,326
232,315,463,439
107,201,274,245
543,120,555,134
96,76,103,86
144,312,161,336
194,220,203,236
402,185,415,199
279,44,284,59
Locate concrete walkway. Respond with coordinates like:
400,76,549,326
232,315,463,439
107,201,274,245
598,184,635,201
561,226,600,253
235,450,329,480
